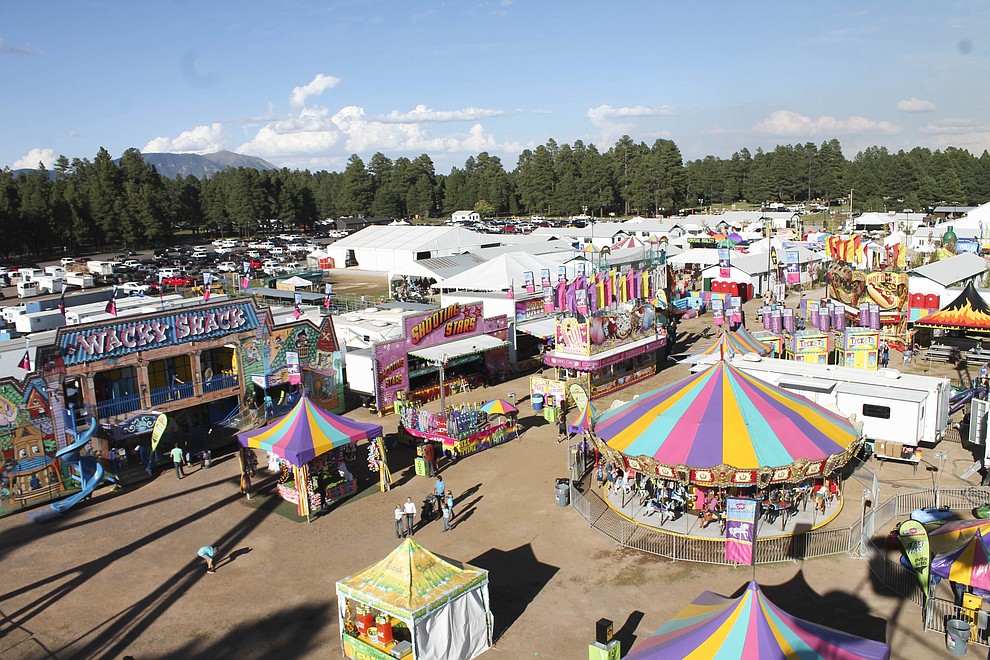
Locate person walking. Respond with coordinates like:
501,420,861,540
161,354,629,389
394,503,405,538
445,488,455,520
441,499,452,532
197,545,217,573
403,497,417,536
170,444,185,480
434,475,445,498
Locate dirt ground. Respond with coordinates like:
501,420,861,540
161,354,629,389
0,281,979,659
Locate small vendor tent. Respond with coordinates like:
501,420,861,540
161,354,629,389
279,275,314,289
336,538,492,660
931,529,990,591
626,581,890,659
237,394,382,466
691,328,771,358
914,281,990,333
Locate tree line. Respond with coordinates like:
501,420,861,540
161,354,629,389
2,138,989,258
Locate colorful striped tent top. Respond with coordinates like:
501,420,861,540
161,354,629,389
237,394,382,467
692,328,771,358
931,529,990,591
595,362,859,472
626,581,890,659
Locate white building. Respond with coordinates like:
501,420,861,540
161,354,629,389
451,210,481,223
324,225,498,272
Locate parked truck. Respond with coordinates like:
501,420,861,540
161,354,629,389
86,260,115,276
65,272,95,289
34,274,65,295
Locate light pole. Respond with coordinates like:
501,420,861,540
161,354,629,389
932,449,948,507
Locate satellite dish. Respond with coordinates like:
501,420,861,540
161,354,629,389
961,460,983,480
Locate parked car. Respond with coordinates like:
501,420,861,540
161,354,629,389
161,276,193,287
60,257,78,266
121,281,151,295
217,261,238,273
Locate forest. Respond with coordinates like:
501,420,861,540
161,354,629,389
2,137,989,258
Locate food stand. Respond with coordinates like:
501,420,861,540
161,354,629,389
787,330,832,364
399,401,515,462
237,394,384,519
336,538,493,660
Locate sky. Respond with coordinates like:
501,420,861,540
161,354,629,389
2,1,989,175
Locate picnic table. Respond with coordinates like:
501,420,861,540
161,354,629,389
963,349,990,366
924,344,959,364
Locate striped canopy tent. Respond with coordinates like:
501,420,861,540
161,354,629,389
931,518,990,554
931,529,990,590
593,362,862,486
915,282,990,333
611,235,644,250
237,393,383,467
691,329,771,358
626,581,890,659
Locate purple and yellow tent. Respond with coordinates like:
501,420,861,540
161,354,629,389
692,329,771,358
594,362,860,483
237,394,382,467
931,528,990,591
626,581,890,659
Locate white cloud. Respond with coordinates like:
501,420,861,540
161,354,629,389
289,74,341,109
898,97,936,113
922,119,990,154
753,110,898,135
587,104,675,128
142,123,227,154
380,104,508,123
12,147,55,169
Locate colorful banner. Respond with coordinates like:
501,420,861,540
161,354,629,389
557,265,567,282
150,413,168,453
725,497,758,565
523,270,535,293
712,298,725,326
898,519,931,601
540,268,551,288
718,248,731,279
785,250,800,284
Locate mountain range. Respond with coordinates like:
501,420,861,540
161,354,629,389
11,150,277,179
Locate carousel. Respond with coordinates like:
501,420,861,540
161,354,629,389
591,359,864,538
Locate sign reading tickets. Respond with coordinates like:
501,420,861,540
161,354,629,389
897,519,931,601
725,497,759,565
59,302,260,365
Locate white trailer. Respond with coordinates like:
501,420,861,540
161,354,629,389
65,272,95,289
16,281,39,298
86,260,115,276
34,274,64,294
343,347,376,398
15,309,65,333
699,355,952,463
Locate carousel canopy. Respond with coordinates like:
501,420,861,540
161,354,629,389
626,581,890,660
595,361,860,476
691,328,771,358
237,394,383,467
932,528,990,591
914,281,990,333
336,537,489,620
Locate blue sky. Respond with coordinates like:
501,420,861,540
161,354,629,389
3,1,989,174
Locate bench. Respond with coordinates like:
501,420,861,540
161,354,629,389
924,345,958,364
963,350,990,366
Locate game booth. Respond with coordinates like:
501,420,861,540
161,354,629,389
398,398,517,467
624,581,890,659
336,538,493,660
592,360,864,537
237,394,385,520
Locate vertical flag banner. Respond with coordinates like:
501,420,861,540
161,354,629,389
540,268,551,288
718,248,731,279
57,283,66,315
712,298,725,326
202,272,212,302
575,261,586,278
324,282,333,309
898,519,931,601
18,345,31,371
542,285,554,313
725,497,758,565
506,278,514,300
785,250,801,283
557,265,567,282
523,270,535,293
105,286,118,316
150,413,168,453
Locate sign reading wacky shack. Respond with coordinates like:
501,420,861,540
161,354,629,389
59,302,261,365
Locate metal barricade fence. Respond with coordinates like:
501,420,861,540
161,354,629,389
925,597,990,647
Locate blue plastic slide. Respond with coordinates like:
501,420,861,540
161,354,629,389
50,417,105,513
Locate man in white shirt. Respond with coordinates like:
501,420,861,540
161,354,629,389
403,497,417,536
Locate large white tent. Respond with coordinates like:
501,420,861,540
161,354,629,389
434,252,566,293
324,225,496,272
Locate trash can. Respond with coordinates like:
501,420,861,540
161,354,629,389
555,478,570,507
946,618,971,655
532,393,544,411
544,406,558,424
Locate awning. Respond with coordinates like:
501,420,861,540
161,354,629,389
516,317,556,338
408,334,508,362
543,334,666,371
